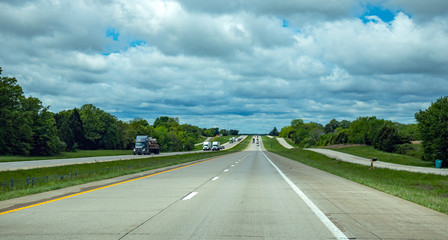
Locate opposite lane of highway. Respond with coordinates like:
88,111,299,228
0,137,246,171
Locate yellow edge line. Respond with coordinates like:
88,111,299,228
0,152,237,216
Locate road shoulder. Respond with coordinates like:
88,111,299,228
263,150,448,239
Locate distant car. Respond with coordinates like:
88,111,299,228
220,146,225,150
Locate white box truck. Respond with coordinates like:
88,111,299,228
212,141,220,151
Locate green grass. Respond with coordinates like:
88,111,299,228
211,135,240,144
262,137,448,215
326,145,434,167
193,144,204,151
0,150,133,162
0,137,251,201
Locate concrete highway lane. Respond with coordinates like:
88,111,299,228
0,142,341,239
2,139,448,239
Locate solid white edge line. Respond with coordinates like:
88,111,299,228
182,192,198,200
261,151,349,240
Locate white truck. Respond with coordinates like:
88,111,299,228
212,141,221,151
203,141,212,151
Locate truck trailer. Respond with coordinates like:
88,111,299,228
212,141,221,151
203,141,212,151
133,135,160,155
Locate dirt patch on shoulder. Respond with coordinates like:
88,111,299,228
323,144,366,149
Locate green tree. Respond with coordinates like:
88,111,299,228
205,128,219,137
324,119,339,134
70,108,85,149
373,122,410,153
331,129,350,144
79,104,106,149
30,106,64,155
279,125,294,139
415,96,448,161
348,117,385,145
99,112,120,149
229,129,239,135
219,129,229,136
79,104,121,150
0,71,33,155
397,123,419,141
54,110,74,150
54,108,85,151
269,127,279,136
339,120,351,129
154,125,172,152
154,116,179,129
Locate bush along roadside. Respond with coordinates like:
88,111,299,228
0,136,250,201
262,137,448,215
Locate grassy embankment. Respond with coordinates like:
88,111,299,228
0,136,251,201
263,137,448,214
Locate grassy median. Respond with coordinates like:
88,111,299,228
0,137,251,201
263,137,448,214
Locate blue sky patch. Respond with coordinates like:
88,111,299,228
361,5,396,23
106,28,120,41
129,40,146,48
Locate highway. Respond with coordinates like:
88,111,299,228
1,139,448,239
0,137,246,171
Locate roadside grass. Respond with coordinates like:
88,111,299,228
0,137,251,201
193,144,204,151
262,137,448,214
326,145,433,168
0,150,133,163
212,135,240,144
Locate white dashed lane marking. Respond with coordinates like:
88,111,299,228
182,192,198,200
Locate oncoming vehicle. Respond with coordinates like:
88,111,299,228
133,135,160,155
203,141,212,151
212,141,221,151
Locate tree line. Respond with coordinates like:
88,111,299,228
0,67,238,156
271,96,448,162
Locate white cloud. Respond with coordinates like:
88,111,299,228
0,0,447,133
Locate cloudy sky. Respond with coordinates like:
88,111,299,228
1,0,447,133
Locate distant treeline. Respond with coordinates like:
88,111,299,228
0,67,238,156
271,96,448,162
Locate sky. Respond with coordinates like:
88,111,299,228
1,0,447,133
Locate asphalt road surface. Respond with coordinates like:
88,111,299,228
1,140,447,239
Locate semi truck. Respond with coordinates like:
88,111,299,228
212,141,221,151
133,135,160,155
203,141,212,151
